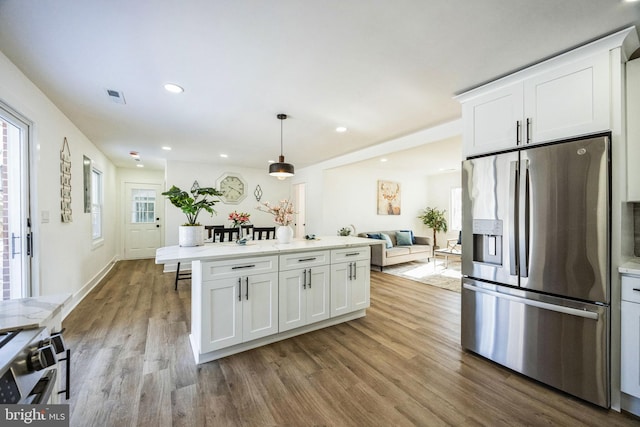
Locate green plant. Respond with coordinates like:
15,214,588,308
162,185,224,226
418,207,448,248
338,227,351,236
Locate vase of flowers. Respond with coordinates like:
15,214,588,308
228,211,251,242
257,199,295,244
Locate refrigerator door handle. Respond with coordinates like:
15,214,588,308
519,159,530,278
509,161,519,276
463,283,599,320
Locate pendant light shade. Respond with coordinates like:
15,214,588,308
269,113,295,178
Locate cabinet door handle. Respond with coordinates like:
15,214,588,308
348,262,353,280
345,252,359,257
307,268,312,288
245,277,249,300
238,278,242,302
298,257,317,262
516,120,521,145
232,264,256,270
633,288,640,292
353,263,357,280
526,117,531,144
303,269,306,289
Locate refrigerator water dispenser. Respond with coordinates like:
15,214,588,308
472,219,503,265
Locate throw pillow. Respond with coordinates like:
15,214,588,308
400,229,416,244
380,233,393,249
396,231,413,246
366,233,382,240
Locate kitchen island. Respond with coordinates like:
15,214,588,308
156,236,379,363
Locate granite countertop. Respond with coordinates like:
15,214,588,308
619,259,640,275
156,235,382,264
0,293,72,333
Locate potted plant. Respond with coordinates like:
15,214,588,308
162,184,224,247
418,207,448,249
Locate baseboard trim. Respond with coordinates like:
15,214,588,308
62,255,118,319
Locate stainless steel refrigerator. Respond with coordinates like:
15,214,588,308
461,133,610,408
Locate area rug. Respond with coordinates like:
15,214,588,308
380,259,462,293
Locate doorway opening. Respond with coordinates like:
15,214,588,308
0,102,32,300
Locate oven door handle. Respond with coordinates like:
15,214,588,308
27,369,57,404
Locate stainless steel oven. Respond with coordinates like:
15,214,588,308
0,327,70,405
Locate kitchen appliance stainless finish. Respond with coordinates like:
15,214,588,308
461,134,611,408
0,327,69,404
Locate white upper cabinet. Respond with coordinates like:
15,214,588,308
627,58,640,202
457,27,638,158
462,82,524,155
523,52,610,144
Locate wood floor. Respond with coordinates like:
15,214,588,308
63,259,639,426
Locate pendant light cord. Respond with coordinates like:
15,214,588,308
280,118,284,156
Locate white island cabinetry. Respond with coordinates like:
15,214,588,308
279,251,331,332
157,236,377,364
330,246,371,317
194,256,278,353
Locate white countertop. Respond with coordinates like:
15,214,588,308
156,235,381,264
619,259,640,275
0,293,72,333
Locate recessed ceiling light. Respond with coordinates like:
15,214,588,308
220,154,228,158
268,160,275,164
162,146,172,151
380,158,388,162
129,151,140,159
164,83,184,93
136,164,144,168
336,126,347,133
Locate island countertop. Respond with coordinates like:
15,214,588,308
155,236,380,264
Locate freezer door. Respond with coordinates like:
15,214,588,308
519,136,609,303
462,151,519,286
461,278,609,408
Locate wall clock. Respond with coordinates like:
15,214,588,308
216,172,247,204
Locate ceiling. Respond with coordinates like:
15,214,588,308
0,1,639,172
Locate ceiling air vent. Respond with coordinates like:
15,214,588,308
105,89,126,104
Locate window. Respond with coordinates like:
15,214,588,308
450,187,462,231
91,168,103,240
131,189,156,223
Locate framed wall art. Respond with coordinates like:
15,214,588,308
377,180,401,215
60,137,72,222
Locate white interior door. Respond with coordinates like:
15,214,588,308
1,104,31,300
124,183,163,259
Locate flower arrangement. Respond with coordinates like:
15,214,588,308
257,199,295,226
228,211,251,228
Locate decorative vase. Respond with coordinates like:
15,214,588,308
276,225,293,244
179,225,205,247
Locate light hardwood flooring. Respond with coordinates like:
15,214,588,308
63,259,639,426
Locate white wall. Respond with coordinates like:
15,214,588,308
164,160,292,245
0,50,117,306
322,164,430,236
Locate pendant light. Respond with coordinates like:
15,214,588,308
269,113,295,179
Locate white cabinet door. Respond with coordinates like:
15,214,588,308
306,265,331,324
621,300,640,398
279,266,330,332
351,260,370,311
201,278,243,352
330,262,350,318
524,52,610,144
243,272,278,342
627,58,640,201
279,269,306,332
462,82,524,157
